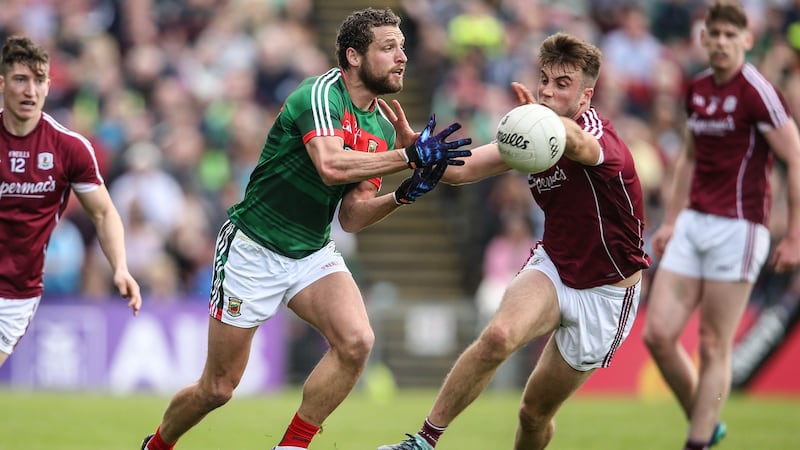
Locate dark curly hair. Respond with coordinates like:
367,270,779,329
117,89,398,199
335,8,401,69
1,35,49,77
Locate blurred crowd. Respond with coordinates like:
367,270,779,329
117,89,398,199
3,0,799,306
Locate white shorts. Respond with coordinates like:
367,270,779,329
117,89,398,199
523,246,640,371
208,221,350,328
0,296,41,355
659,209,770,282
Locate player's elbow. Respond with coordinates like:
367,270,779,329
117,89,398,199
442,167,470,186
339,218,364,233
316,163,349,186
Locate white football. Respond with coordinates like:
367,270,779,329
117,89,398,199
496,103,566,174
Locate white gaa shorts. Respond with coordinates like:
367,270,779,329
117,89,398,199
208,221,350,328
0,296,41,355
523,246,640,371
659,209,770,283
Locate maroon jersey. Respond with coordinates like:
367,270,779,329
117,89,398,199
0,111,103,298
686,63,790,224
528,107,651,288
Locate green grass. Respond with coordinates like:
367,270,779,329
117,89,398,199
0,387,797,449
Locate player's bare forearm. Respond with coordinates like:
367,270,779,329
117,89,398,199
76,187,142,313
784,161,800,239
306,136,410,185
662,144,694,226
338,186,401,233
771,123,800,241
442,143,508,185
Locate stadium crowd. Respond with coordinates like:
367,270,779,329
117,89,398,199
2,0,798,308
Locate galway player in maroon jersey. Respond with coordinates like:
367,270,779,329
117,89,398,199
378,32,651,450
0,36,141,368
643,2,800,449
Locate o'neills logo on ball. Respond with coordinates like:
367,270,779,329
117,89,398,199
497,130,530,150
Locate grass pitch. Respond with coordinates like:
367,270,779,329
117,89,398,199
0,387,796,449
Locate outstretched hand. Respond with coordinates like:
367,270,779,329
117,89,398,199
511,81,536,106
378,98,417,149
404,115,472,168
394,160,448,205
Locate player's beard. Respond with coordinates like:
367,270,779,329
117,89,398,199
359,60,402,95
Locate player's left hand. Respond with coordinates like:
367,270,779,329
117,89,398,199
511,81,536,106
113,270,142,316
377,98,417,149
393,160,447,205
770,234,800,272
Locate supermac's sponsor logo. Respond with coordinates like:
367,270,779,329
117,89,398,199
687,114,735,136
0,176,57,199
528,165,567,194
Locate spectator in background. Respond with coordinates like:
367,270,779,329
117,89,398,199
42,218,86,297
601,2,670,117
80,140,186,299
446,0,506,62
109,140,185,234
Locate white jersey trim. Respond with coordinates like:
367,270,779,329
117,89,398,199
741,63,789,128
41,112,104,184
310,68,340,137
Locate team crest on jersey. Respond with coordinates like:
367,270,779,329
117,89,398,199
367,140,378,152
227,298,243,317
38,152,54,170
722,95,737,113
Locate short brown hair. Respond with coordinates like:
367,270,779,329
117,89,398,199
539,32,602,87
1,35,49,77
705,0,748,29
336,8,401,69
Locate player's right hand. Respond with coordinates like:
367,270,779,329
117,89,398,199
394,160,447,205
404,115,472,168
511,81,536,106
650,223,675,259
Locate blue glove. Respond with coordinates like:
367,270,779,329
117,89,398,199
394,161,447,205
404,115,472,168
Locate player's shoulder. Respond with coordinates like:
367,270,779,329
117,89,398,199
578,107,611,139
39,113,94,150
739,62,779,93
292,68,344,97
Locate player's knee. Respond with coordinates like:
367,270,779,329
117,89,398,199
642,321,674,354
336,328,375,366
697,325,728,363
201,382,236,410
518,403,554,435
477,324,516,362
